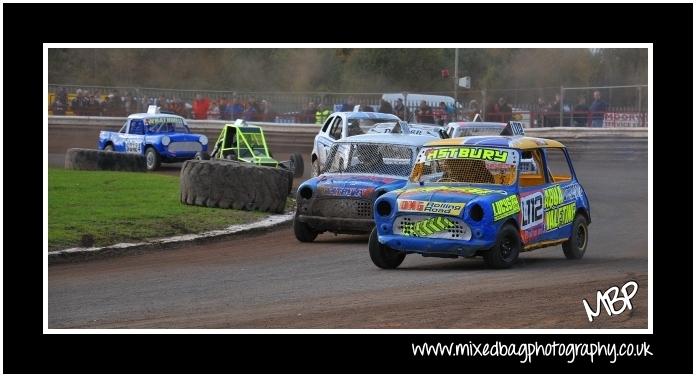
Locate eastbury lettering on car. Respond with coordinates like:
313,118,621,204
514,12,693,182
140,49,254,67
424,147,508,162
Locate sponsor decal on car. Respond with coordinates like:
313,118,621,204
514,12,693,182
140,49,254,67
543,185,564,209
423,147,509,163
397,199,466,216
492,194,521,221
545,202,576,231
402,216,455,237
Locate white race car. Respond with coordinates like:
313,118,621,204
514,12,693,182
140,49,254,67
311,111,400,176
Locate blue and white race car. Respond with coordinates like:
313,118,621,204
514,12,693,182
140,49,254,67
97,108,208,171
294,132,437,242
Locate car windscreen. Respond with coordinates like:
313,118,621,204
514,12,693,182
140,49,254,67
347,117,400,135
324,142,415,177
410,146,519,186
144,117,190,133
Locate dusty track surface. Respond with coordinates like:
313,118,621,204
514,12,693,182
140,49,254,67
48,156,648,329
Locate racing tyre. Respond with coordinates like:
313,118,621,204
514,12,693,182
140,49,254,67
195,151,210,160
103,144,114,152
290,153,304,178
145,146,161,171
483,223,521,269
562,214,588,259
369,227,405,269
312,158,321,177
293,213,318,242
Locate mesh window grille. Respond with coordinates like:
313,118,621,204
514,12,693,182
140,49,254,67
410,158,517,185
324,143,416,177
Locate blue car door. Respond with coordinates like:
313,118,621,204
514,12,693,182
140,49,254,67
539,147,583,242
123,119,146,154
110,120,129,152
517,148,550,246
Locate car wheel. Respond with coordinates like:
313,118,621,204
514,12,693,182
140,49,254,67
483,223,521,269
562,214,588,259
369,227,405,269
104,144,114,152
195,151,210,160
145,146,161,171
293,213,318,242
290,153,304,178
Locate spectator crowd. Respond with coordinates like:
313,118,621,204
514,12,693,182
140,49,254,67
50,87,611,128
49,88,278,122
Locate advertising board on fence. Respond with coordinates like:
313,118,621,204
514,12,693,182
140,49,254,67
603,112,647,128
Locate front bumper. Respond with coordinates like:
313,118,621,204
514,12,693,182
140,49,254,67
377,234,495,257
297,215,374,234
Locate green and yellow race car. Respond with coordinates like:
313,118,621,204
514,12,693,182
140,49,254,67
202,119,304,178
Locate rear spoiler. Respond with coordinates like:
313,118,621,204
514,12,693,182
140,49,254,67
500,121,525,136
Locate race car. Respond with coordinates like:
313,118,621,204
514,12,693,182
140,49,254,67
294,132,437,242
369,135,591,269
97,107,208,171
311,111,400,176
203,119,304,178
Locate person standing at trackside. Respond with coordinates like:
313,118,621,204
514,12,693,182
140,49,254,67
192,94,211,120
315,103,330,125
416,100,434,124
378,99,393,114
304,101,318,123
497,97,513,123
341,96,355,112
432,101,447,126
573,96,589,127
393,98,406,120
589,90,608,128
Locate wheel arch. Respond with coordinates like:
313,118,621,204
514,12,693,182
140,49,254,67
576,206,591,224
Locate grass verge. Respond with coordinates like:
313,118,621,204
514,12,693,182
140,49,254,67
48,168,276,250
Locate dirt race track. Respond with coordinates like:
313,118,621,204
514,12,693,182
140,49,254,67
48,146,648,329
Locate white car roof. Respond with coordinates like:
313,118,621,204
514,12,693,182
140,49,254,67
337,133,437,147
331,112,400,119
127,113,186,120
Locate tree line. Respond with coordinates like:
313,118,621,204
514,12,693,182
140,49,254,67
49,48,647,93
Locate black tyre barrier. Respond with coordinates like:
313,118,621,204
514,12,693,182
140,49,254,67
64,148,147,172
180,160,292,213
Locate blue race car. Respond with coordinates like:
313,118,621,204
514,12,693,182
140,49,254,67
97,108,208,171
294,132,437,242
369,135,591,269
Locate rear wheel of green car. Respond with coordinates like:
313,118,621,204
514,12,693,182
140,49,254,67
369,227,405,269
562,214,588,259
483,223,521,269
